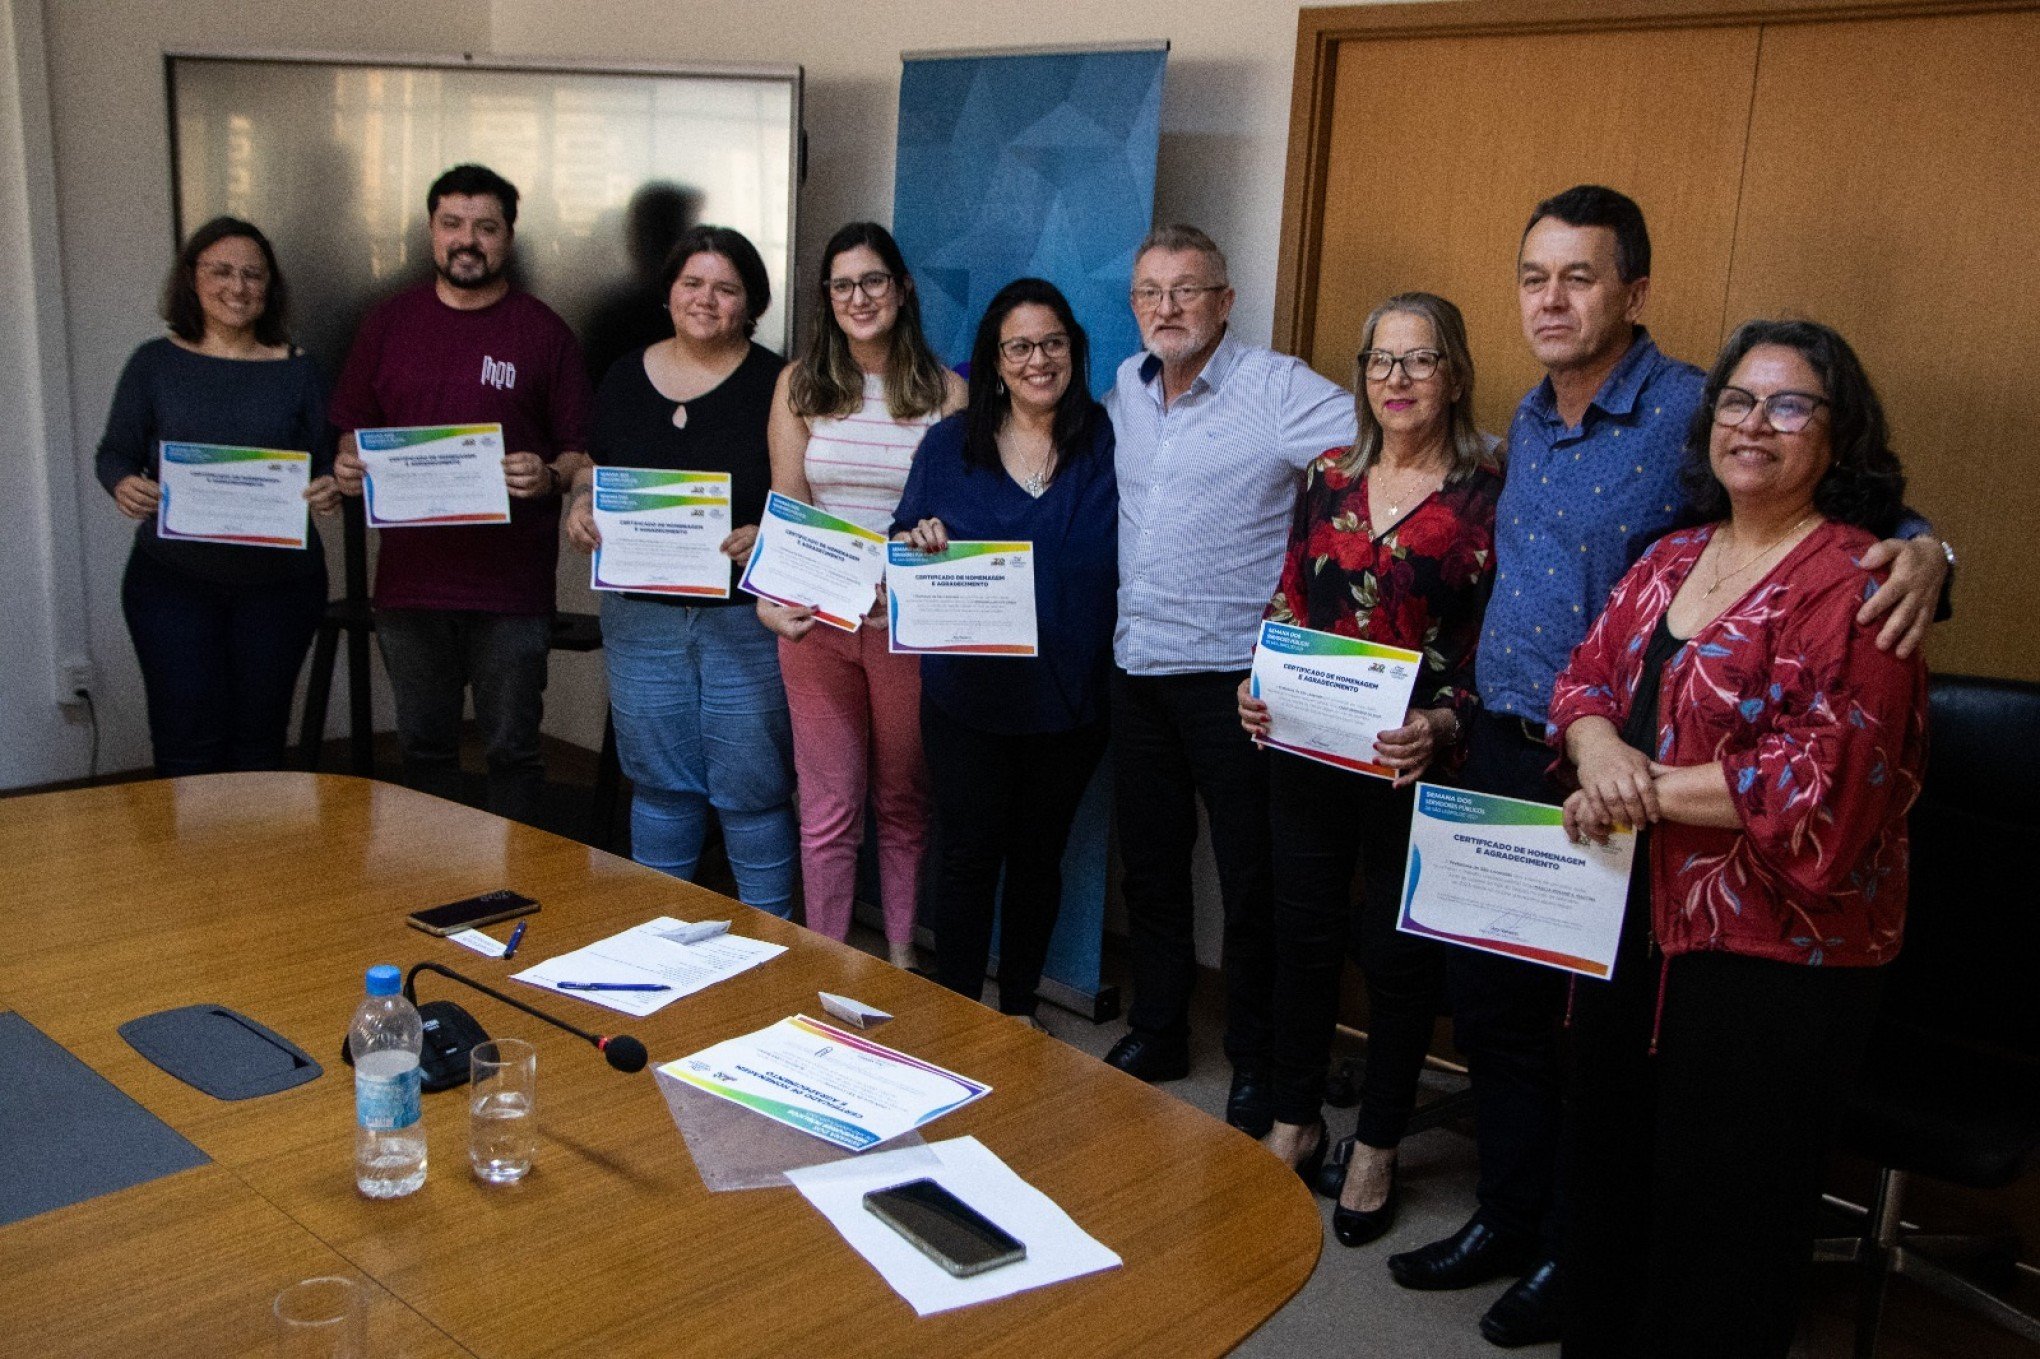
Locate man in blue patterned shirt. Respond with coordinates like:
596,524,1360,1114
1387,185,1949,1348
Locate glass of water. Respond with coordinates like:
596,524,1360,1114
469,1037,537,1183
272,1276,365,1357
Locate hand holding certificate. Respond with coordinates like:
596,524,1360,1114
1249,621,1423,779
886,541,1038,655
357,423,512,527
589,467,733,598
1397,783,1636,978
738,491,888,631
155,442,311,549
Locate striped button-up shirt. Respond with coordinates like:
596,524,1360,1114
1106,330,1355,675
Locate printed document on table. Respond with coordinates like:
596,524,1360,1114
736,491,887,631
1396,783,1636,978
155,442,311,549
886,541,1038,655
590,466,732,597
659,1014,989,1151
357,423,511,527
511,916,786,1016
1250,620,1422,778
787,1136,1121,1315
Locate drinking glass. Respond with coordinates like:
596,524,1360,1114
469,1036,537,1183
272,1276,365,1358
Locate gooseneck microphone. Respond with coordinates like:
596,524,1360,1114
405,962,650,1074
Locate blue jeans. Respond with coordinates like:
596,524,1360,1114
601,595,796,916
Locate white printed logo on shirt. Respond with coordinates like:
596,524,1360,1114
481,355,517,391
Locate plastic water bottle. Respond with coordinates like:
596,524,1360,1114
350,964,427,1198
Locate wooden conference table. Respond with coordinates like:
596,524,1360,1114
0,774,1318,1356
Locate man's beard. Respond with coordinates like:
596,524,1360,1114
437,248,502,291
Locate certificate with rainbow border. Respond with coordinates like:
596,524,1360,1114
589,467,732,597
886,541,1038,656
1396,783,1635,979
737,491,887,631
356,423,510,527
1249,621,1421,778
155,441,310,549
658,1014,991,1152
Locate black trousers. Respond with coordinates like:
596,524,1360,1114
1266,753,1444,1137
1562,880,1884,1358
121,549,326,777
923,700,1109,1018
1111,668,1275,1070
1449,710,1571,1245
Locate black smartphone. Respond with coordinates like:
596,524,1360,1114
862,1178,1027,1277
405,889,538,937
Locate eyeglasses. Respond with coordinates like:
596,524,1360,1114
1360,348,1443,383
826,271,894,301
197,263,268,287
1712,386,1829,433
1130,283,1227,311
997,334,1071,364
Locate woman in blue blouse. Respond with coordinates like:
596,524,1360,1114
892,278,1117,1023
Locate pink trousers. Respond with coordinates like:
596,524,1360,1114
778,623,928,943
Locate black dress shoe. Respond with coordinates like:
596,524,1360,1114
1103,1031,1189,1083
1332,1159,1400,1248
1387,1217,1537,1291
1226,1068,1274,1137
1479,1258,1561,1348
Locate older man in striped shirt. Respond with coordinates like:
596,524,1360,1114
1099,224,1354,1137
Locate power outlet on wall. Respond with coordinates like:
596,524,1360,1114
57,656,94,706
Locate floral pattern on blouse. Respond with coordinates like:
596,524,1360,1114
1267,450,1502,723
1548,521,1927,967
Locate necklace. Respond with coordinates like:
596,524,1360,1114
1703,513,1816,597
1372,459,1443,519
1020,453,1055,498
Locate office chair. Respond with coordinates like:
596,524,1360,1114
1821,674,2040,1357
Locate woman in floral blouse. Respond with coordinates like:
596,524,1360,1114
1548,318,1927,1357
1238,292,1502,1245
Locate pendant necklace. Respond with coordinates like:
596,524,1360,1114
1704,514,1815,597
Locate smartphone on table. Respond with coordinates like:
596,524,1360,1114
862,1177,1027,1277
405,889,538,937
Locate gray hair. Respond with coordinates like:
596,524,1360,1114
1336,291,1490,485
1134,224,1228,283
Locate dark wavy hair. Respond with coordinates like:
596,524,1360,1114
658,225,772,338
960,278,1100,482
160,216,289,346
1679,318,1906,534
788,221,950,421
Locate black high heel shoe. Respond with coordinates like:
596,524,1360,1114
1332,1154,1400,1247
1295,1118,1329,1188
1314,1133,1354,1199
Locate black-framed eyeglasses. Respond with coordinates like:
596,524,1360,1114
1129,283,1226,310
997,334,1071,364
1712,386,1829,433
1360,348,1442,382
825,271,894,301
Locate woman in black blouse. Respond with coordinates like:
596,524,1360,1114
563,226,797,915
96,216,339,775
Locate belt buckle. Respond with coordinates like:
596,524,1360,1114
1516,716,1546,745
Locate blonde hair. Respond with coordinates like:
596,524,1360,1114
1335,292,1488,483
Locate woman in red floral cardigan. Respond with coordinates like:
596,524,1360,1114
1547,318,1928,1358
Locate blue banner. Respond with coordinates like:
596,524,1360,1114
893,46,1167,397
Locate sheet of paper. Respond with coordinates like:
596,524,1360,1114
885,541,1038,655
590,466,733,597
658,1014,989,1151
511,916,786,1016
737,491,887,631
155,441,310,549
447,928,509,959
1250,620,1424,778
1396,782,1637,978
787,1135,1122,1315
357,423,511,527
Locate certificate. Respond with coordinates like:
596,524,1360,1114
736,491,887,631
658,1014,991,1152
356,423,511,527
1396,783,1637,979
1249,620,1423,778
155,441,310,549
886,541,1038,656
589,467,733,597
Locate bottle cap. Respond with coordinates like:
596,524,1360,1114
365,964,402,996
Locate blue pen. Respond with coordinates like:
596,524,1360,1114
502,919,528,959
557,981,670,992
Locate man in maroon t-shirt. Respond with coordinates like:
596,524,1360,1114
332,163,593,824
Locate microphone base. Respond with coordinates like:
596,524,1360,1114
338,1000,490,1093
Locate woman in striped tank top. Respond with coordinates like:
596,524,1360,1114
759,223,965,968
